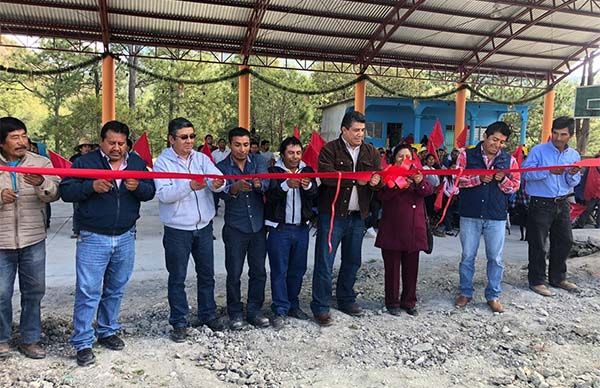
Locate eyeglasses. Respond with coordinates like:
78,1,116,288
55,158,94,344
175,134,197,140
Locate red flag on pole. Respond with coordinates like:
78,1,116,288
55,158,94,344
411,149,423,169
302,131,326,170
512,144,524,167
456,126,467,149
427,139,440,165
132,132,153,168
429,119,444,149
200,143,214,163
48,150,72,169
293,126,300,140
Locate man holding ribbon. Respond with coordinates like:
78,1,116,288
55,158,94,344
523,116,581,297
0,117,59,359
311,110,382,326
454,122,520,314
154,118,227,342
60,120,155,366
217,127,270,330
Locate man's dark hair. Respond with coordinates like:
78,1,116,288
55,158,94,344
0,116,27,144
341,110,366,130
228,127,251,143
552,116,575,135
168,117,194,138
260,140,270,147
278,136,302,154
127,138,133,150
218,138,226,143
100,120,130,140
484,121,511,139
205,134,213,140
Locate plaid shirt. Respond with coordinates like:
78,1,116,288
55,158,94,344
456,146,520,195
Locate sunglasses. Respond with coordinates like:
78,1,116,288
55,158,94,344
175,134,197,140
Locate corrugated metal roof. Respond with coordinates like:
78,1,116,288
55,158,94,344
0,0,598,85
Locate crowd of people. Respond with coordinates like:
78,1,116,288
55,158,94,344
0,112,591,368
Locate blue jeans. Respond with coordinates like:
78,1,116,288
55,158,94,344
459,217,505,301
163,224,216,328
311,213,365,316
222,225,266,320
267,224,309,315
71,229,135,351
0,241,45,344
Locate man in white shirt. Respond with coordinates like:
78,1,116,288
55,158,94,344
212,138,230,164
153,118,226,342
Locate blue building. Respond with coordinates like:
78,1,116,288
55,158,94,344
320,96,529,149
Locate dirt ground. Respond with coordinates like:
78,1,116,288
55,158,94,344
2,239,600,388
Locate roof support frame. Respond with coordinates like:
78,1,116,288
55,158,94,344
241,0,270,65
98,0,110,51
356,0,425,72
458,0,578,82
476,0,600,18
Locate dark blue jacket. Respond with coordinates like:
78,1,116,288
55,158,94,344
217,154,268,234
60,149,156,235
459,143,511,221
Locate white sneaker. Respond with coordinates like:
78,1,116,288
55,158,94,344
365,227,377,238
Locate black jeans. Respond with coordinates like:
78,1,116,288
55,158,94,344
222,225,267,320
527,197,573,286
163,224,216,328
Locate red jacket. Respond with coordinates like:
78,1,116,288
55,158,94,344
375,180,433,252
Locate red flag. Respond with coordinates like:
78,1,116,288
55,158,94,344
411,149,423,169
570,203,587,222
434,184,444,211
132,132,153,168
200,143,214,163
456,126,467,149
427,139,440,165
293,126,300,140
512,144,524,167
48,150,72,169
302,131,326,170
429,119,444,149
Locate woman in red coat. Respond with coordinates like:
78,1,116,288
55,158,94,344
375,145,433,316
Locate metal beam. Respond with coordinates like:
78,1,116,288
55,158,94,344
476,0,600,18
549,41,600,86
458,0,578,82
356,0,426,72
98,0,110,51
241,0,270,65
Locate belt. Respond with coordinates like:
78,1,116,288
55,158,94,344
531,195,571,204
348,210,361,216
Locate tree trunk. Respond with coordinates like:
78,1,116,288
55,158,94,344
128,45,138,110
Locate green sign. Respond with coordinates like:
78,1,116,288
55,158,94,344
575,85,600,118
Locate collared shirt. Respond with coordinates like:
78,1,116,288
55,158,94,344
100,149,128,188
265,159,313,228
456,145,520,194
217,154,268,234
522,141,581,198
212,148,231,164
342,137,360,211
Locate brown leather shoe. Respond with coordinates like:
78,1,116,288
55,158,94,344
550,280,578,292
18,343,46,359
487,300,505,313
455,295,471,308
0,342,9,358
529,284,555,297
314,313,333,327
339,303,364,317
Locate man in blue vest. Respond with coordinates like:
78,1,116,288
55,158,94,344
454,122,520,313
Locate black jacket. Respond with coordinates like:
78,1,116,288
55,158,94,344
60,149,156,235
265,164,318,225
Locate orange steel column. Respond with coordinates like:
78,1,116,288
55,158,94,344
540,89,555,142
454,84,467,148
101,55,116,124
354,78,366,114
238,65,251,129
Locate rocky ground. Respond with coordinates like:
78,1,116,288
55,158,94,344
2,240,600,388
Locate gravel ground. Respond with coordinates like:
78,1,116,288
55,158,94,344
2,243,600,387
